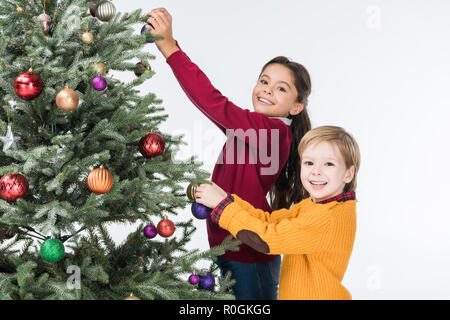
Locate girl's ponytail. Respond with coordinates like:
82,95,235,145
269,110,311,210
262,56,312,210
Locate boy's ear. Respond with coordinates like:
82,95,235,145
344,165,355,183
290,103,304,116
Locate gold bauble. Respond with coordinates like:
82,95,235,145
124,293,141,300
82,31,94,44
56,85,79,111
186,183,198,201
91,62,106,76
87,166,113,194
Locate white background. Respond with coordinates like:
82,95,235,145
109,0,450,299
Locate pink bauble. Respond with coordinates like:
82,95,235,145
92,75,107,91
37,13,51,33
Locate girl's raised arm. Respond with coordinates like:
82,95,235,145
148,8,291,148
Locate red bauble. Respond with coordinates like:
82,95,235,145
14,69,43,100
139,131,165,158
0,173,29,202
157,217,175,238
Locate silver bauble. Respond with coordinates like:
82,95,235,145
94,1,116,22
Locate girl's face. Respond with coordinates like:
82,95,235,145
252,63,304,118
300,141,355,203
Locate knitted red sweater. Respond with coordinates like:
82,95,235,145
166,42,293,263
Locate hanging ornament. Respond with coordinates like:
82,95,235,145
82,31,94,44
40,238,65,263
191,202,211,220
91,62,106,76
89,3,98,17
139,130,165,159
124,293,141,300
87,166,113,194
37,12,51,34
143,224,157,239
16,4,24,12
186,183,198,201
198,273,215,291
0,173,29,202
186,183,212,219
157,216,175,238
134,62,151,77
0,125,19,152
14,69,43,100
188,273,200,285
92,74,107,91
140,24,154,43
95,1,116,22
56,85,79,111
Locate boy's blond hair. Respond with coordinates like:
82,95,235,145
298,126,361,193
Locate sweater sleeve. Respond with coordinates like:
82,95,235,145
218,198,335,255
166,41,290,149
232,194,300,224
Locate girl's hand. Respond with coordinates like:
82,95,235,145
147,8,179,58
195,182,228,209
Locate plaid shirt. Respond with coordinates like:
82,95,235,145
315,191,356,204
210,191,356,224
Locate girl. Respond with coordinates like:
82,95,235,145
194,126,361,300
147,7,312,300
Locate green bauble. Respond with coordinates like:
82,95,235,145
40,239,65,263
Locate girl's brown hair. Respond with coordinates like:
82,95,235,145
263,56,312,210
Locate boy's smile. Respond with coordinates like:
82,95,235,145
300,141,355,203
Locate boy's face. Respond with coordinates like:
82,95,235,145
300,141,355,203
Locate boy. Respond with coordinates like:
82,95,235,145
194,125,361,299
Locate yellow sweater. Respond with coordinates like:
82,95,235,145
218,194,357,300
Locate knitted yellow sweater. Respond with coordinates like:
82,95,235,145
218,194,357,300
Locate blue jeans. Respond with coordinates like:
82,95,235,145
215,256,281,300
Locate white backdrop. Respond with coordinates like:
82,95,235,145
108,0,450,299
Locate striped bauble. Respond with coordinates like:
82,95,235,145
87,166,113,194
94,1,116,22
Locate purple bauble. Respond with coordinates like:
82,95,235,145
191,202,212,220
188,274,200,285
198,273,215,291
140,24,154,43
143,224,157,239
92,75,107,91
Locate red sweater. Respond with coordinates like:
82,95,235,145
166,42,293,263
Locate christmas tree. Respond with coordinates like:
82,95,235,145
0,0,239,300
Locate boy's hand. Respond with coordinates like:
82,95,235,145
195,182,228,209
147,8,179,59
